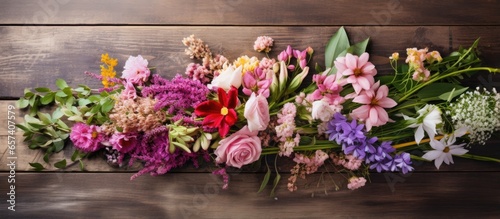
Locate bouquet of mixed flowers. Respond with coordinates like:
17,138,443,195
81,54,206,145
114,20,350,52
16,27,500,194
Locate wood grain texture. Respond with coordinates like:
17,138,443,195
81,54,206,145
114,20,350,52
0,172,499,218
2,25,500,98
1,0,499,26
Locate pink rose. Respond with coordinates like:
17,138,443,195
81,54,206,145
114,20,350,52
244,93,270,132
121,55,150,85
214,126,262,168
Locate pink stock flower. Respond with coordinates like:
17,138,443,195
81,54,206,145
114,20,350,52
253,36,274,53
70,123,104,152
347,176,367,190
214,126,262,168
121,55,150,85
244,93,270,132
335,53,377,94
350,81,397,131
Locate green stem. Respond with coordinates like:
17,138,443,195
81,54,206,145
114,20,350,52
457,154,500,163
398,67,500,102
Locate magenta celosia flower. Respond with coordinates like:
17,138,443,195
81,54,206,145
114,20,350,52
335,53,377,94
122,55,150,85
70,123,103,152
350,81,397,131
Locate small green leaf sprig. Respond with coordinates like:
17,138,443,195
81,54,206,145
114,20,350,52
16,78,119,170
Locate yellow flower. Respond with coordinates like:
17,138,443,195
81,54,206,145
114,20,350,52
233,55,259,74
100,53,118,88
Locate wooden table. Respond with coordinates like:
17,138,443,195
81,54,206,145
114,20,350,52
1,1,499,218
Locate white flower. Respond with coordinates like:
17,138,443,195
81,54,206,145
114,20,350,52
208,65,242,91
403,104,442,144
422,130,468,169
311,99,340,122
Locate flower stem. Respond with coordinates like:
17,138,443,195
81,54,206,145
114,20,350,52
392,135,444,149
457,154,500,163
398,67,500,102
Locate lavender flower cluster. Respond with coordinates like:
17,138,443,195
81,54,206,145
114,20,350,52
326,113,413,174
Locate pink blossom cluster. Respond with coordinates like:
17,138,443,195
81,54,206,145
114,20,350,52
330,153,364,170
275,103,299,156
347,176,367,190
108,97,167,133
288,150,329,192
405,48,442,82
185,63,211,84
253,36,274,53
278,45,311,70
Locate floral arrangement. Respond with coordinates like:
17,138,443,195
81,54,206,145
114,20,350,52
16,27,500,194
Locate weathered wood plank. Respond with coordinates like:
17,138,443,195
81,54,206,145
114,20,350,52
5,25,500,98
1,0,499,26
0,172,499,218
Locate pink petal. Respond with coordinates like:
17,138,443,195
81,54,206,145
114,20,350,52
357,76,372,90
358,53,369,67
368,107,379,125
352,94,372,104
375,106,389,124
375,85,389,100
377,97,397,108
351,105,370,120
345,54,357,69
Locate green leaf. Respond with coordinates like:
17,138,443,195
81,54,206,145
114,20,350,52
53,138,64,152
29,95,37,107
56,119,70,131
338,37,370,57
63,87,73,97
43,153,50,163
52,108,64,120
101,98,114,113
37,112,52,125
17,98,30,108
28,122,46,129
325,26,350,70
78,99,92,106
56,78,69,90
438,87,468,102
56,90,68,97
29,163,45,171
16,124,32,132
79,160,85,171
257,165,271,193
270,173,282,197
54,159,67,169
88,95,101,102
35,87,51,93
71,150,79,162
416,83,465,100
40,92,55,105
24,88,35,98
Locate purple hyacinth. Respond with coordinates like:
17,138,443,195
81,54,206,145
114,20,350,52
340,119,366,146
344,136,377,159
393,152,414,174
325,112,349,145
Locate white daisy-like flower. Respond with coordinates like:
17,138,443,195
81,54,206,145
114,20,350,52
422,128,469,169
402,104,443,144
